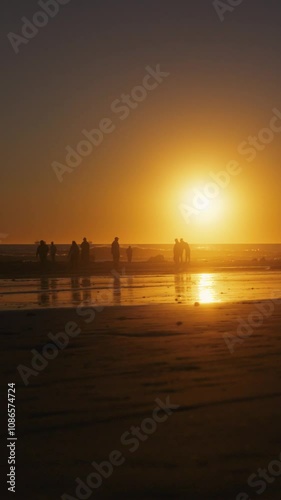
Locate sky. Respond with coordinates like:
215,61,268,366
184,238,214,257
1,0,281,244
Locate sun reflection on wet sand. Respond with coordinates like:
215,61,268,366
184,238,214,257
197,273,220,304
2,271,281,309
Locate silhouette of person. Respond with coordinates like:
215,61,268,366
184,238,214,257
68,241,80,270
185,241,191,264
179,238,185,263
173,239,181,267
111,237,120,269
126,246,133,263
180,239,191,264
50,241,57,263
36,240,49,266
80,237,90,266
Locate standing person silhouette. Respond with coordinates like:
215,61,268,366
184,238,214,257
111,237,120,269
185,241,191,264
126,246,133,263
36,240,49,266
80,237,90,266
180,239,191,264
179,239,185,263
173,239,181,268
50,241,57,264
68,241,80,271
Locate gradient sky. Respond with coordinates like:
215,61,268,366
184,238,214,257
2,0,281,244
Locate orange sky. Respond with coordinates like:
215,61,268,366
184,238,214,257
2,1,281,244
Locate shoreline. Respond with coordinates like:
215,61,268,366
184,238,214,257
0,260,276,279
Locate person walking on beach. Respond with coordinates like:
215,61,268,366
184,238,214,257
68,241,80,270
111,237,120,269
36,240,49,266
80,237,90,266
50,241,57,263
180,239,191,264
179,239,185,263
126,246,133,263
174,239,181,268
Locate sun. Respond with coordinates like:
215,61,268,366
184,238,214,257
196,197,224,224
179,186,227,227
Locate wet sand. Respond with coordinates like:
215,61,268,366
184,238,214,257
1,269,281,311
1,302,281,499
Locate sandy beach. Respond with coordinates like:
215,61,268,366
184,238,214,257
2,300,281,499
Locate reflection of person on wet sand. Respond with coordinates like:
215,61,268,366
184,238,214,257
127,276,134,304
50,279,58,306
174,273,184,299
174,273,191,303
38,277,50,306
113,275,121,304
81,278,91,303
70,277,81,303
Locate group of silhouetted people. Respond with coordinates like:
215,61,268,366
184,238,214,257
68,238,90,270
37,237,190,270
36,238,90,269
174,238,190,266
36,237,134,270
36,240,57,265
